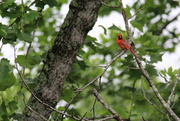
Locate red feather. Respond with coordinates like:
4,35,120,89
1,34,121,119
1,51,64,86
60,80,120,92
116,34,138,58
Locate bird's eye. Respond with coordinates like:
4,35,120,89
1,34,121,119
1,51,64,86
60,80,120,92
118,35,122,39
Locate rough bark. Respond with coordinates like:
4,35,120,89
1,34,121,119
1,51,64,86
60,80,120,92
22,0,102,120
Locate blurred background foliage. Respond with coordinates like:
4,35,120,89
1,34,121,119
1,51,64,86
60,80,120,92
0,0,180,120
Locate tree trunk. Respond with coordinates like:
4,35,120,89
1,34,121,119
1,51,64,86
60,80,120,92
22,0,102,120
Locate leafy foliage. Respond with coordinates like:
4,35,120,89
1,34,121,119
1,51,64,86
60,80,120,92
0,0,180,120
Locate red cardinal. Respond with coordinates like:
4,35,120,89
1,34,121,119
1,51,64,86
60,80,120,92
116,34,138,58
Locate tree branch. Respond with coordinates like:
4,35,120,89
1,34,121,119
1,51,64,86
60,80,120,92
92,88,124,121
63,51,125,115
118,0,132,41
118,0,180,120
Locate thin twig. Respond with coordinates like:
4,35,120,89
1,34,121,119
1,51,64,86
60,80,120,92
92,65,107,68
0,38,3,50
159,73,172,85
13,47,25,97
23,13,41,75
92,88,123,121
99,0,120,8
141,80,166,116
86,115,114,120
79,112,88,121
91,98,97,118
95,115,116,121
128,80,137,119
128,7,146,20
167,71,180,105
26,105,48,121
142,117,148,121
90,76,102,119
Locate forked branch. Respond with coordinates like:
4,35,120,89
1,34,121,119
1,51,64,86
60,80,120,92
118,0,180,120
92,88,124,121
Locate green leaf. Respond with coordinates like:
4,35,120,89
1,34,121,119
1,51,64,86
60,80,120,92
167,67,178,79
156,82,171,92
16,32,31,42
22,10,39,21
139,32,161,50
0,59,16,91
145,64,158,76
28,55,42,66
0,29,7,37
35,0,45,8
160,70,166,76
129,68,142,79
44,0,59,7
61,89,74,102
130,20,143,32
142,40,150,46
57,106,65,111
2,28,17,44
76,60,88,70
98,25,107,35
57,0,68,4
0,102,7,116
8,101,18,114
85,36,101,51
16,55,26,67
108,24,122,31
2,0,14,8
10,113,22,120
16,55,41,68
125,5,132,18
123,86,136,92
85,35,97,42
168,67,173,75
150,53,163,63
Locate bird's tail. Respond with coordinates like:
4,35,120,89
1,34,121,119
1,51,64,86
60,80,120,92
130,48,138,58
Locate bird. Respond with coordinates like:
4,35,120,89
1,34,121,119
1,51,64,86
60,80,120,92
116,34,138,58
